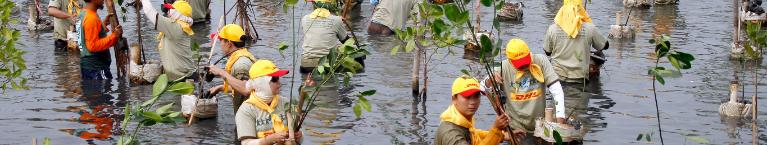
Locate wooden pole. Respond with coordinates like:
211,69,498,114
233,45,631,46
135,1,145,64
104,0,130,78
734,0,740,55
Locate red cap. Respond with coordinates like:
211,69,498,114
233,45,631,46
510,53,532,69
162,3,174,9
267,70,290,77
209,33,221,40
458,89,483,97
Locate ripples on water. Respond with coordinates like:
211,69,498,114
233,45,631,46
3,0,767,144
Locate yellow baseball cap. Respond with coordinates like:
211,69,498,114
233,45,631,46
162,0,192,17
506,39,532,69
211,24,246,42
249,60,290,78
451,76,484,97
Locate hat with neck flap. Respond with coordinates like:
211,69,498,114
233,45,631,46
554,0,592,38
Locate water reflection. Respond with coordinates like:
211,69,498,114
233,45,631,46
59,79,123,143
301,73,353,145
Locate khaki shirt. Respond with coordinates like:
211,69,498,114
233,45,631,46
48,0,80,40
235,100,288,140
543,23,607,81
370,0,419,31
300,14,346,67
188,0,210,23
434,122,472,145
156,16,195,80
497,54,559,132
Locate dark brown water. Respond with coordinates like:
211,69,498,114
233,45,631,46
4,0,767,144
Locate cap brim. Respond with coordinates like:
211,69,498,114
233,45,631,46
510,53,532,69
209,33,221,40
267,70,290,77
458,89,484,97
162,3,174,9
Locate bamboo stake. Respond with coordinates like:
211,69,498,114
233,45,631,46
134,0,145,64
103,0,129,78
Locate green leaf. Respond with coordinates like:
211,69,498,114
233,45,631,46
443,4,465,24
340,57,363,73
460,69,470,76
636,134,643,141
317,65,325,74
481,0,492,7
358,96,371,111
390,44,401,55
152,74,169,97
361,90,376,96
141,111,163,122
645,133,651,142
141,119,157,126
142,95,159,107
278,42,288,50
686,136,709,144
156,103,173,115
668,54,683,70
43,137,51,145
285,0,298,6
167,82,194,95
544,126,551,137
353,104,362,118
431,19,448,36
553,130,563,145
167,112,181,118
429,4,444,17
405,39,416,52
480,34,493,58
656,75,665,85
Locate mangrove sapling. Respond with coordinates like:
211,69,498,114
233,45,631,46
280,1,375,142
0,0,28,93
647,35,695,145
117,74,195,145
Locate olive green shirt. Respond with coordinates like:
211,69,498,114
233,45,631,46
48,0,80,40
434,122,472,145
369,0,419,31
300,14,346,67
496,54,559,132
156,16,195,80
188,0,210,23
235,99,288,140
543,23,607,81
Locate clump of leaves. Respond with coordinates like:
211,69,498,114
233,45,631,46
743,21,766,59
0,0,27,93
117,74,194,145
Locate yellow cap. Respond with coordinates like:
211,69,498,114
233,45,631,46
249,60,290,78
506,39,533,69
214,24,246,42
451,76,483,97
171,0,192,17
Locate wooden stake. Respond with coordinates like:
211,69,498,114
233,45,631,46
104,0,130,78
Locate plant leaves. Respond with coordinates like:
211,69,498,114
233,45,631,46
353,104,362,118
686,136,709,144
141,111,163,122
636,134,643,141
167,82,194,95
553,130,563,145
358,96,371,112
43,137,51,145
390,44,401,55
460,69,470,76
361,90,376,96
340,57,363,73
156,103,173,115
152,74,168,97
480,0,492,7
405,39,416,52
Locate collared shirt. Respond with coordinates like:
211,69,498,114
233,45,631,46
300,14,346,67
497,54,559,132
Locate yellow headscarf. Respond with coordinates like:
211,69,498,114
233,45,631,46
156,0,195,49
244,93,288,138
554,0,592,38
310,8,331,18
440,105,504,145
506,39,544,83
223,49,257,95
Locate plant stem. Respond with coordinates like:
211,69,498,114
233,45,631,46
653,59,665,145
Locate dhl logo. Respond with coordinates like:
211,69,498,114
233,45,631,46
509,90,541,101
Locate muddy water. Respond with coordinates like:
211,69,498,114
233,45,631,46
3,0,767,144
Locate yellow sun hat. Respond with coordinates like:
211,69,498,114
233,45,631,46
451,76,484,97
210,24,246,42
249,60,290,79
554,0,592,38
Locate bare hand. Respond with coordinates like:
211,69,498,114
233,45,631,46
485,72,503,88
266,132,289,144
208,85,223,96
303,73,315,87
112,26,123,36
206,65,226,76
103,14,114,26
492,114,509,130
511,129,526,138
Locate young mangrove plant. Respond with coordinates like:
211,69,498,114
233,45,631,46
0,0,28,93
117,74,194,145
647,35,695,145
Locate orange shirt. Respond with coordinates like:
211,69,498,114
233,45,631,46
82,9,118,53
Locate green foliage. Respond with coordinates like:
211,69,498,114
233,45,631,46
744,22,766,59
648,35,694,85
352,90,375,118
0,0,27,93
636,132,653,142
42,137,51,145
118,74,194,145
553,130,563,145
